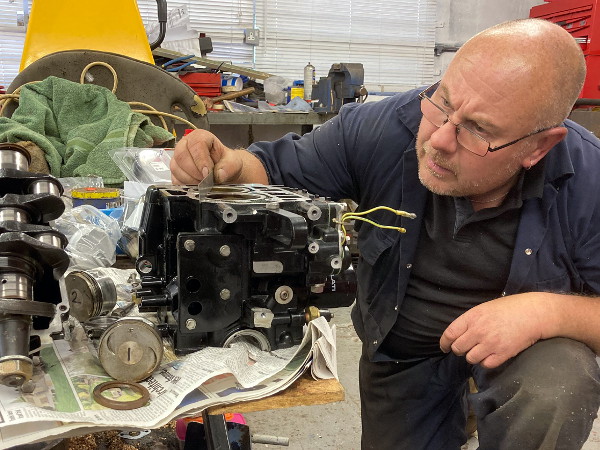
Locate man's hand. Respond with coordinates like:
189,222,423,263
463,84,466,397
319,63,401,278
170,130,269,186
439,293,552,369
170,129,242,185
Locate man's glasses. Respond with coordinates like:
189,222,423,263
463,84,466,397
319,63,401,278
418,82,556,157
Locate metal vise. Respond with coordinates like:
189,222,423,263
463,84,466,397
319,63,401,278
0,143,69,387
312,63,367,113
136,184,356,355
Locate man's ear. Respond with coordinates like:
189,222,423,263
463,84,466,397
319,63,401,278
522,127,568,168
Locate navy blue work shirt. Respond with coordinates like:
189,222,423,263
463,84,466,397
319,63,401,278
248,88,600,361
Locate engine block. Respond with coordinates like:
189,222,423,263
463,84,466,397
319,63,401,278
136,184,356,354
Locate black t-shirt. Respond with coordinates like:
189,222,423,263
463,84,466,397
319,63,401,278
380,166,545,361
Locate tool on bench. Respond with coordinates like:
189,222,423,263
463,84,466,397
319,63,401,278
202,87,256,110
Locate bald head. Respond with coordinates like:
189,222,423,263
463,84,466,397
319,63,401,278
451,19,585,128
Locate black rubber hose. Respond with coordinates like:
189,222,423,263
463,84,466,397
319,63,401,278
575,98,600,107
149,0,168,50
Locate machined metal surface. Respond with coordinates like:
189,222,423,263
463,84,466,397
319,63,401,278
0,207,30,223
29,179,61,196
97,317,163,382
0,144,67,387
0,144,30,171
0,298,55,317
82,315,120,340
35,231,64,248
0,272,33,300
223,329,272,352
65,270,117,322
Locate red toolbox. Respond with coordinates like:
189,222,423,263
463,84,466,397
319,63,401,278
179,72,221,97
531,0,600,100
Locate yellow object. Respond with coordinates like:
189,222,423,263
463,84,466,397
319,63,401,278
20,0,154,70
71,187,120,199
334,205,417,245
290,87,305,100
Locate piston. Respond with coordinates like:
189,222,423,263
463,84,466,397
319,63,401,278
65,270,118,322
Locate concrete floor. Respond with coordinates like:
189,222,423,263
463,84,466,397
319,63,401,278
244,305,600,450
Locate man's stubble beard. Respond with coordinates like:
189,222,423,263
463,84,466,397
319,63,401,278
416,140,467,197
416,139,523,199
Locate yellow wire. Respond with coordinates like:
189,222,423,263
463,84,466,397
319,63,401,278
129,101,169,130
131,108,198,130
334,205,417,245
344,205,417,219
80,61,118,93
341,216,407,233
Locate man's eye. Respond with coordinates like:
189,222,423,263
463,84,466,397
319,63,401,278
473,124,488,135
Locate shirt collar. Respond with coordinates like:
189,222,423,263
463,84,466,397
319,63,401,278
395,88,424,137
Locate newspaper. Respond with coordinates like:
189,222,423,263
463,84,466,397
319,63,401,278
0,317,337,449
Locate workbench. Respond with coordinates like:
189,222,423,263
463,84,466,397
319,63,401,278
206,111,336,148
207,373,344,415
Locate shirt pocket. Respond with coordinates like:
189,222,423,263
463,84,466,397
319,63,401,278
357,229,397,305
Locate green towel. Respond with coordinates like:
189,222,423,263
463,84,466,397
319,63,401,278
0,76,174,185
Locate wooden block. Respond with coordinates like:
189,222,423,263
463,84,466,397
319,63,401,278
207,374,345,415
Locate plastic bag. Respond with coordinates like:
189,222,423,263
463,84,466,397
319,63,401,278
264,76,291,105
108,148,173,184
52,205,122,269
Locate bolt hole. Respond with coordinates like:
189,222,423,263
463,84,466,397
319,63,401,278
188,301,202,315
185,277,200,293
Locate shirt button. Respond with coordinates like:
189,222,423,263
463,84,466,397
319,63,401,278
406,263,412,269
525,248,533,255
373,340,378,345
394,306,398,311
501,291,506,297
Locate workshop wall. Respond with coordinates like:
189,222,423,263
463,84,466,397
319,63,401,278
434,0,546,78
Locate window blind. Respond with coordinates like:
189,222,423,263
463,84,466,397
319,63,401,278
136,0,255,66
255,0,436,92
0,1,26,88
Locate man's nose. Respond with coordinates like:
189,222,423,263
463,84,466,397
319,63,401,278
428,120,459,154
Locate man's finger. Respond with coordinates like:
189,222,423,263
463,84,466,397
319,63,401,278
479,353,507,370
440,316,469,352
464,344,490,365
170,159,203,185
449,332,479,356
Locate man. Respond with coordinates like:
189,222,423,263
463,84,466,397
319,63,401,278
171,19,600,449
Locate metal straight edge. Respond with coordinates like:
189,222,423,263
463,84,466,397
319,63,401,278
197,169,215,202
153,47,275,80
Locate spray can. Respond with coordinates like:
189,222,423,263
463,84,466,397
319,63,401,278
303,62,315,101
